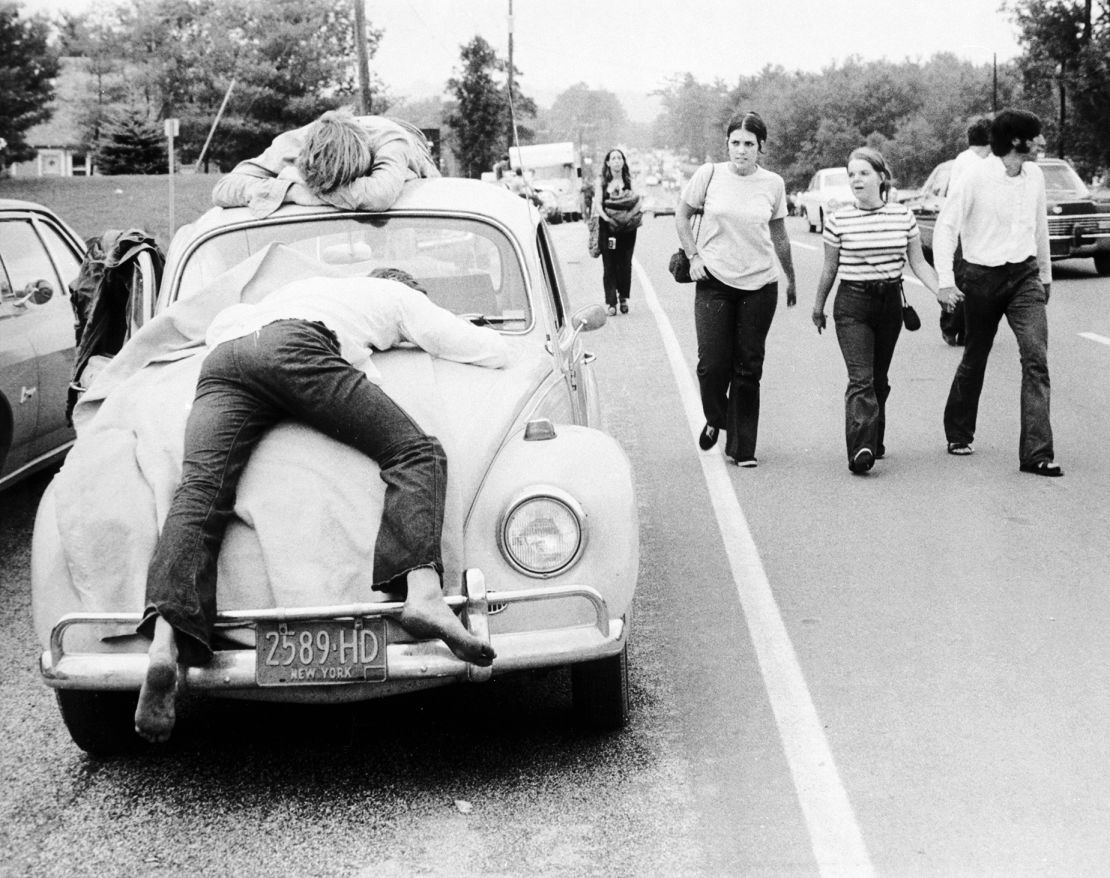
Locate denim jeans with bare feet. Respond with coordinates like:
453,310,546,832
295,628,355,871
137,319,449,666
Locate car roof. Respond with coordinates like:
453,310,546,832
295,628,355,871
178,177,541,242
0,198,60,212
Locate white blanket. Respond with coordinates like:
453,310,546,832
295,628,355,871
52,244,545,615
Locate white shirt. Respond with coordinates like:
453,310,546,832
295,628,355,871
949,146,988,191
681,163,787,290
205,277,511,382
933,154,1051,289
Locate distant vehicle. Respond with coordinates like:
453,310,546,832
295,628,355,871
510,142,584,222
644,174,661,187
797,167,853,233
909,157,1110,276
0,199,85,491
642,187,677,219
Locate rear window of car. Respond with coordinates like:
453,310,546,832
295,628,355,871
175,214,531,328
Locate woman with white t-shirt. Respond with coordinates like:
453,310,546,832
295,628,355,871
675,112,797,467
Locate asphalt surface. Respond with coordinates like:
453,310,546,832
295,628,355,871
2,215,1109,876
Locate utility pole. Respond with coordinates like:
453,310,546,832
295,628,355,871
506,0,514,149
354,0,372,114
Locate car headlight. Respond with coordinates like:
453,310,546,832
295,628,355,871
499,488,586,577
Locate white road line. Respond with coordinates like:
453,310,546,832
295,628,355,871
1080,332,1110,346
634,260,875,878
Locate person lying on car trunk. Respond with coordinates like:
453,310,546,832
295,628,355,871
211,109,440,217
135,268,507,744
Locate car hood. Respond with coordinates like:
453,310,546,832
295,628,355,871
50,248,550,619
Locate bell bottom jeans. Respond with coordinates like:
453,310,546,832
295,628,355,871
943,258,1053,465
694,275,778,461
138,319,447,666
833,280,903,463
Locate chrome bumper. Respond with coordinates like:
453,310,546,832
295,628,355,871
39,570,626,696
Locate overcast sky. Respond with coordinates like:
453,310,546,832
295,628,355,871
19,0,1023,119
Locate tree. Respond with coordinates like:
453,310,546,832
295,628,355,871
0,2,60,163
94,104,165,173
545,83,628,157
65,0,386,170
652,74,732,162
445,35,535,178
1009,0,1110,172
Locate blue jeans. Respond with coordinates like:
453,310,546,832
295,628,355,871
138,319,447,665
694,275,778,461
833,280,903,463
943,258,1053,465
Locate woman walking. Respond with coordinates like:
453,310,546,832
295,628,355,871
594,148,641,315
811,147,953,474
675,112,796,467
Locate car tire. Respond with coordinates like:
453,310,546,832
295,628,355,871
56,689,142,756
571,645,629,731
816,209,825,234
1095,252,1110,277
805,208,816,233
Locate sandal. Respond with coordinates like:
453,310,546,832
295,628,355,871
947,442,974,456
1019,460,1064,477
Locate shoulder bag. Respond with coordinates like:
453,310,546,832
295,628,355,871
669,163,716,283
901,287,921,331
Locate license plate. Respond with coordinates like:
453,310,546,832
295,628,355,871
256,618,387,686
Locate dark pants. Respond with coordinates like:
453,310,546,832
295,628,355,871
694,275,778,461
939,246,967,343
943,258,1053,465
833,280,903,463
138,319,447,665
600,221,636,307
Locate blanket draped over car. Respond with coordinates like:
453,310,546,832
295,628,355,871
51,243,545,623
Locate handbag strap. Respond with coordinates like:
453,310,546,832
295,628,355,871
692,163,716,245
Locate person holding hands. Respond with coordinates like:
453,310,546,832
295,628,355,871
812,147,950,474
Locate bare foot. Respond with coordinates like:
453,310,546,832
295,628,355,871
134,616,180,743
399,568,495,666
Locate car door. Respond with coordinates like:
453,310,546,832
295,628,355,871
915,163,951,253
0,213,83,467
536,222,600,427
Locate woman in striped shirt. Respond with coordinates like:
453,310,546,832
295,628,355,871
811,147,950,474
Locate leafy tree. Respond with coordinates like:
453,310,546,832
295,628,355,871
94,104,165,173
0,2,60,163
445,35,535,178
1009,0,1110,172
652,73,731,162
545,83,628,156
65,0,386,170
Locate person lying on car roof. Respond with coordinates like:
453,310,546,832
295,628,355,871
212,109,439,218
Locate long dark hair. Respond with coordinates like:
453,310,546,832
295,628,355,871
601,148,632,191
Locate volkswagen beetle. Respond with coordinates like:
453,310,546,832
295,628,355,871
32,178,638,755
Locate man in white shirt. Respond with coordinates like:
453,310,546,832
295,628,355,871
135,269,508,743
940,116,993,346
934,109,1061,477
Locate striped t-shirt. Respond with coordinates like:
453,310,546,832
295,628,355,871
823,202,919,281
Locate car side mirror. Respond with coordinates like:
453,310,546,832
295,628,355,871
571,303,608,333
18,278,54,306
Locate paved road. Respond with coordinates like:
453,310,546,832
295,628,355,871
1,214,1108,877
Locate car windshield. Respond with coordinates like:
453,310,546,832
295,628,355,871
175,214,531,327
1040,162,1088,197
823,170,850,188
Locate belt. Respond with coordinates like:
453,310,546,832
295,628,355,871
842,278,902,292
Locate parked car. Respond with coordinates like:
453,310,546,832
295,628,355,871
910,157,1110,276
0,199,85,491
797,167,853,233
32,178,639,755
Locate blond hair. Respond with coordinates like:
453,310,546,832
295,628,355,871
295,110,373,195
